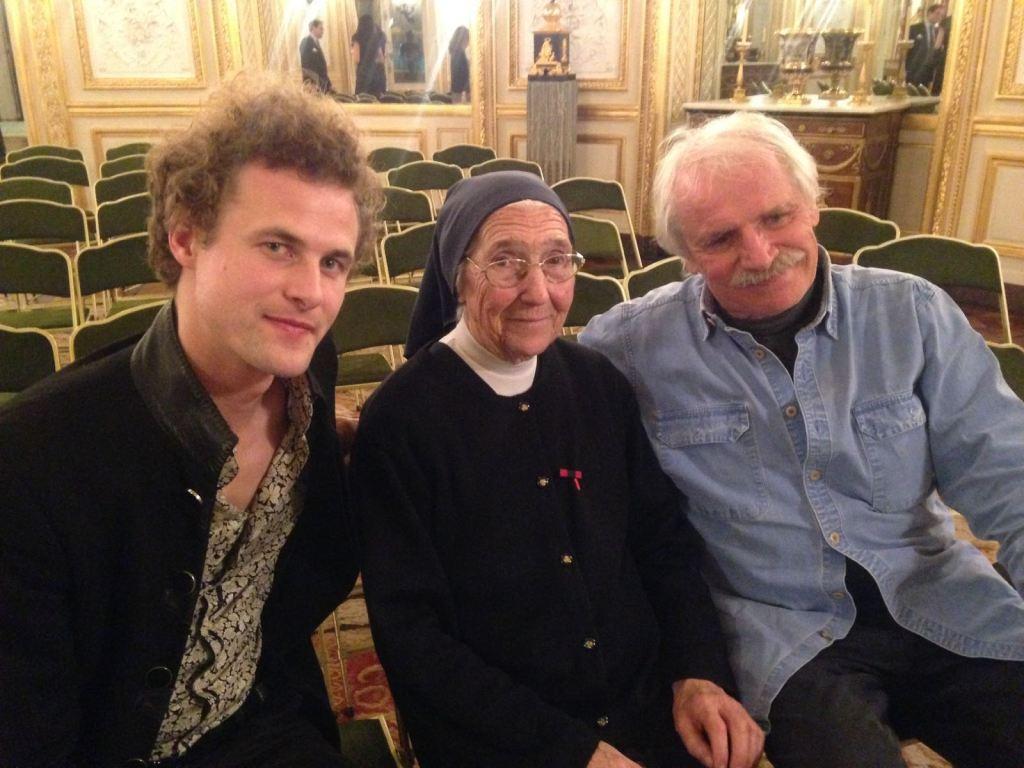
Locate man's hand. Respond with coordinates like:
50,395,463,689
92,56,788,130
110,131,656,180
672,678,764,768
586,740,645,768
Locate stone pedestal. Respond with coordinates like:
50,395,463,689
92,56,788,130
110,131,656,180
527,77,577,184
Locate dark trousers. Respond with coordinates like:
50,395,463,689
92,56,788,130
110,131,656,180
162,690,352,768
765,620,1024,768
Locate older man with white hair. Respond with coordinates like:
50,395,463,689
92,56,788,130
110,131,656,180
581,111,1024,768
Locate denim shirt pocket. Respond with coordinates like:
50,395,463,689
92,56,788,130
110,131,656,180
654,403,768,520
853,390,934,512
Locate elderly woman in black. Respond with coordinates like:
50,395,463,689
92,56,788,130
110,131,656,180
351,172,763,768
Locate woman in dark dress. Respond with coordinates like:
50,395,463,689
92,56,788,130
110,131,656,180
350,172,764,768
448,25,470,103
351,14,386,96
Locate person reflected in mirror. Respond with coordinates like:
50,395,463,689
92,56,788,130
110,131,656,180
448,25,470,104
351,14,387,97
351,171,763,768
581,111,1024,768
300,18,333,94
906,3,947,92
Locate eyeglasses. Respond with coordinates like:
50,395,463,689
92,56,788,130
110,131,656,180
467,252,585,288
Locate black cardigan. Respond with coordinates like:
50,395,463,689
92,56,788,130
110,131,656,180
351,339,734,768
0,333,357,766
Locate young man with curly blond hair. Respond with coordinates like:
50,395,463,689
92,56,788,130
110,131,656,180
0,74,379,767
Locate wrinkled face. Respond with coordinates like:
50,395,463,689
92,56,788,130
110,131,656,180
459,200,574,363
673,152,820,320
169,162,358,389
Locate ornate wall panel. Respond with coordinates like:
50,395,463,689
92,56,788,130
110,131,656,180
973,153,1024,258
72,0,206,88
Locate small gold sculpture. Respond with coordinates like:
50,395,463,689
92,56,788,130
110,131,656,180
529,1,572,78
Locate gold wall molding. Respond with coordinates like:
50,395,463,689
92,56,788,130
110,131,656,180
972,153,1024,257
926,0,987,233
9,0,71,144
211,0,244,78
345,104,471,118
72,0,206,89
667,0,694,123
66,104,203,116
508,0,629,91
971,120,1024,138
635,0,669,234
997,0,1024,98
474,1,494,146
360,129,428,156
577,133,626,181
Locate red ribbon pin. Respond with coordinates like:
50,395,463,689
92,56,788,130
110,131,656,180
559,468,582,491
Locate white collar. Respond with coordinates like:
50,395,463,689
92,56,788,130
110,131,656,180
441,317,538,396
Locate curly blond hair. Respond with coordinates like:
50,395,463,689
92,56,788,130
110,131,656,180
147,72,380,285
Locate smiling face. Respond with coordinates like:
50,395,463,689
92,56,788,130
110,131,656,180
458,200,574,363
169,161,359,391
673,149,820,320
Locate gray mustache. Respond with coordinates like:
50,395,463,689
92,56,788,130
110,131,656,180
730,248,807,287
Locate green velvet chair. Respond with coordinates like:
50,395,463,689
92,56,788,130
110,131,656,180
432,144,497,170
69,300,166,361
0,243,80,330
105,142,153,161
387,161,462,216
76,233,162,320
988,342,1024,400
0,156,90,189
330,285,419,391
96,192,152,241
552,177,642,271
6,145,83,163
468,158,544,180
381,222,434,284
0,177,74,205
95,170,148,205
0,325,61,408
563,272,627,337
0,199,89,245
367,147,424,173
570,214,630,279
99,154,147,179
815,207,900,260
625,256,686,300
854,234,1012,343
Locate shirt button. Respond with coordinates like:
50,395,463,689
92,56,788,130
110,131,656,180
537,476,550,488
829,531,841,546
784,404,798,419
145,666,173,690
186,488,203,504
808,469,822,482
753,348,766,360
561,554,574,566
832,591,846,600
596,715,609,727
583,637,598,650
819,629,834,641
518,402,530,412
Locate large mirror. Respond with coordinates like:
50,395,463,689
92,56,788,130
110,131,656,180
706,0,959,103
267,0,476,105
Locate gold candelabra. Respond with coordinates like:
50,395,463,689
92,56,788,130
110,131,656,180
890,38,914,99
851,39,875,105
732,40,753,102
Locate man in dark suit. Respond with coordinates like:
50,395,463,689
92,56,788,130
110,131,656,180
301,18,333,94
906,4,947,90
0,74,379,767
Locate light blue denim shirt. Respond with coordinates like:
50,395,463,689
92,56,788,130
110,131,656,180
580,250,1024,724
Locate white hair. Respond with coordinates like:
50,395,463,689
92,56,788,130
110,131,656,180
653,112,821,257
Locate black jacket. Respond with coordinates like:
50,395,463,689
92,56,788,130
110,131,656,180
0,305,357,766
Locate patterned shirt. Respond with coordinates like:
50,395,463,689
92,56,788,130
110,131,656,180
151,377,313,758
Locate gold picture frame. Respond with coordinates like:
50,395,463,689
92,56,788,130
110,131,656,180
997,0,1024,98
73,0,206,89
509,0,629,90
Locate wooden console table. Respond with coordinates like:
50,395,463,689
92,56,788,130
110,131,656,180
682,95,938,218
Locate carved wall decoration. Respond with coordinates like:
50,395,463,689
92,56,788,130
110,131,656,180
509,0,629,90
997,0,1024,98
73,0,205,88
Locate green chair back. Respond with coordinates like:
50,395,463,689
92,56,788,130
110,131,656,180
97,193,151,240
0,177,73,205
7,145,83,163
468,158,544,180
76,233,161,319
432,144,497,169
368,147,425,173
379,187,433,228
815,208,900,257
0,243,79,329
387,161,462,193
854,235,1013,343
552,177,642,270
625,256,686,300
100,154,147,179
0,325,60,404
381,222,434,283
0,199,89,245
95,170,148,205
70,300,165,361
330,285,419,387
0,156,90,187
570,214,629,278
105,142,153,161
564,272,626,329
988,342,1024,400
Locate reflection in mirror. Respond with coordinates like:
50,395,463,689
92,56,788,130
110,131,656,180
716,0,956,102
262,0,475,106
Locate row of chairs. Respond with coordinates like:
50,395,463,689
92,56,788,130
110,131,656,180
336,91,455,105
814,207,1014,344
0,195,151,246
